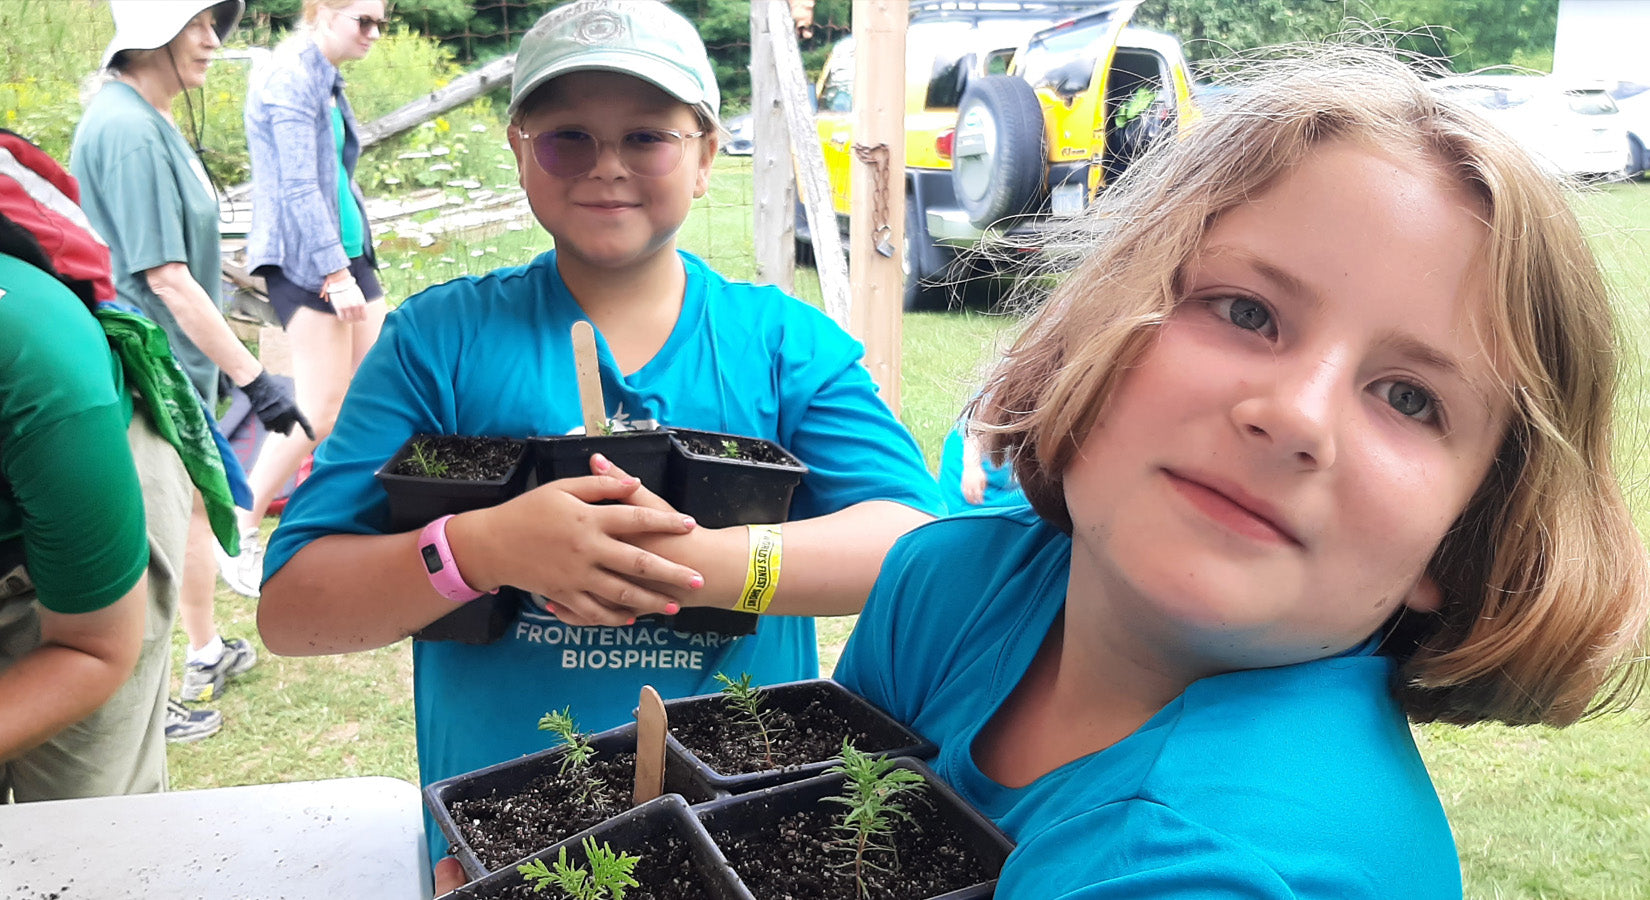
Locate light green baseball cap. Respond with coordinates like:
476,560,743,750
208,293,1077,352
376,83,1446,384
509,0,720,124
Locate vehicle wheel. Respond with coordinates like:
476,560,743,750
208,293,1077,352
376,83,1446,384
903,192,952,311
951,76,1045,229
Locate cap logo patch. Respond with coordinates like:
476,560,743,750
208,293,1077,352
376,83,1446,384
571,8,624,44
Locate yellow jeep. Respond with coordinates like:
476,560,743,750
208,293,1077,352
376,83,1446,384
803,0,1199,308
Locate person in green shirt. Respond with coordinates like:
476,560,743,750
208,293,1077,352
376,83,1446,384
0,247,189,797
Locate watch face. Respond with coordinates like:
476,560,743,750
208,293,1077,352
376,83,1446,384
420,543,444,575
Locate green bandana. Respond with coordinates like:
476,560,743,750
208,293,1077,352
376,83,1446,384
96,307,239,555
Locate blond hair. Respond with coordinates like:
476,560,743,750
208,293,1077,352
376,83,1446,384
975,44,1648,728
302,0,359,24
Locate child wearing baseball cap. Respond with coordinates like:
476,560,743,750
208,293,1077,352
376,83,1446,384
259,0,941,866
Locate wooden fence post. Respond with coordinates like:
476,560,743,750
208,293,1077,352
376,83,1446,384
848,0,905,413
751,1,796,293
761,0,852,327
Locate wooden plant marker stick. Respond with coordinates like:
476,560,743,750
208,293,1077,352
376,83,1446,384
570,320,605,437
634,685,667,806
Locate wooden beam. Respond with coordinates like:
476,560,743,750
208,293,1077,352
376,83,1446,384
750,0,796,293
848,0,905,413
764,0,851,327
356,54,517,149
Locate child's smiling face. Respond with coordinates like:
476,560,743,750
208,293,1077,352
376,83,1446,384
1062,140,1511,675
509,70,714,272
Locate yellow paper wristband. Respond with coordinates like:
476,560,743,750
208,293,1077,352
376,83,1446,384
734,524,783,614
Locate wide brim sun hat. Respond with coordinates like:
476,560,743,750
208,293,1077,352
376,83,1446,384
508,0,720,125
100,0,245,71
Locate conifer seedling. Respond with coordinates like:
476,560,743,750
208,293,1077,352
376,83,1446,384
714,672,779,768
824,740,929,898
538,707,606,805
518,836,640,899
407,440,450,478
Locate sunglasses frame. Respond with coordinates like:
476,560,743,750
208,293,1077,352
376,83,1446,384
514,126,709,179
338,11,390,36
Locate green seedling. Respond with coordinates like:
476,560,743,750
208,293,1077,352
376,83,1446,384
518,837,640,900
537,707,606,806
824,740,929,898
407,440,450,478
714,672,778,768
719,438,741,458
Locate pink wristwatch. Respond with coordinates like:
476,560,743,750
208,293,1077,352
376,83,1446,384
417,515,489,603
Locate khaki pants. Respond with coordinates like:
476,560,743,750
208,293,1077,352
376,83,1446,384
0,404,191,801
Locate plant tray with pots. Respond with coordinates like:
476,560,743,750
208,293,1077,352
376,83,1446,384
443,794,747,900
529,429,673,495
663,428,808,637
696,757,1013,900
376,434,532,644
427,721,725,881
661,678,936,797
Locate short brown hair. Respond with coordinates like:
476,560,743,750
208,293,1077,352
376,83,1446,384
974,45,1648,728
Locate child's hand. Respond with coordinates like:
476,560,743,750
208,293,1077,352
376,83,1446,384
593,454,746,609
457,473,701,627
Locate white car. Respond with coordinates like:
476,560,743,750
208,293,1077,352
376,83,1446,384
1604,81,1648,178
1433,74,1632,179
721,112,754,156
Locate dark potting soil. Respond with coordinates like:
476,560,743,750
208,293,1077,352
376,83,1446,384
390,435,523,481
678,433,793,466
672,694,885,775
449,752,635,871
450,831,714,900
719,803,989,900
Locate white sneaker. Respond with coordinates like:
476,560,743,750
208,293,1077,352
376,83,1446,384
215,525,264,598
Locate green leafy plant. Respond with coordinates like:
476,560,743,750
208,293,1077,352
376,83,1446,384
824,740,929,898
537,707,605,806
407,439,451,478
518,836,640,900
714,672,778,768
718,438,741,458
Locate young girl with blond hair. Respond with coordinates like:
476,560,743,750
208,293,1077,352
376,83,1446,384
836,45,1649,898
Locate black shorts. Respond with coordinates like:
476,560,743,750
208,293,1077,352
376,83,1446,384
259,256,383,328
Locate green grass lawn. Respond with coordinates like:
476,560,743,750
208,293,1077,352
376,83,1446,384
173,164,1650,899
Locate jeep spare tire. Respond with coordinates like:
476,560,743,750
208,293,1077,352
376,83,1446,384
951,76,1045,229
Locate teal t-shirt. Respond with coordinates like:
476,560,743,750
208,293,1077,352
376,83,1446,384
836,507,1463,899
0,254,146,614
331,103,365,258
71,79,224,406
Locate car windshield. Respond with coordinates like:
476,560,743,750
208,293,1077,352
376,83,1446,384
1017,16,1116,95
912,15,1066,110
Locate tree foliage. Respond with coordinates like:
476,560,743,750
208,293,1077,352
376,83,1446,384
1133,0,1557,73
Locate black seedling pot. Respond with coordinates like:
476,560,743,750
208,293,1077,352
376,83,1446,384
663,428,807,636
660,678,935,796
375,434,532,644
426,721,725,881
529,430,672,494
696,758,1014,900
443,794,747,900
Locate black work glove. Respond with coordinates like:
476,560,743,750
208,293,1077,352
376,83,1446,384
241,370,316,440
